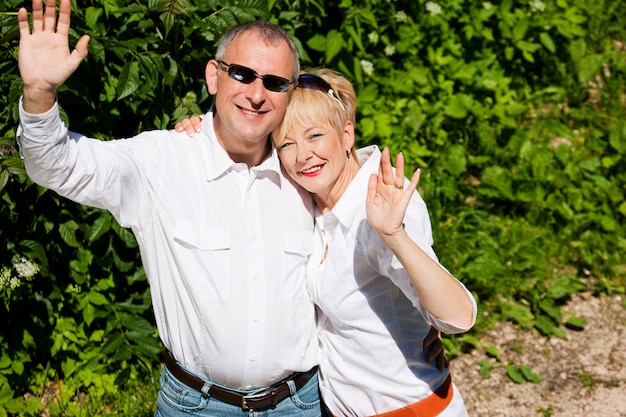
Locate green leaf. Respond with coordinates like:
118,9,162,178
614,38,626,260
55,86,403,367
609,120,626,154
0,169,8,192
539,299,562,321
325,30,344,62
117,61,141,100
520,365,541,383
507,364,524,383
88,291,109,306
85,7,104,31
306,34,326,52
477,360,493,378
83,303,96,326
535,315,558,337
565,315,587,330
59,221,81,248
442,145,467,177
577,54,604,83
539,32,556,53
512,18,529,40
87,212,111,243
503,304,534,329
485,345,500,360
445,94,470,119
111,220,138,248
547,277,586,299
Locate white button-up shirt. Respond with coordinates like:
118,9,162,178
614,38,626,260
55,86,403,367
309,146,476,416
18,101,318,389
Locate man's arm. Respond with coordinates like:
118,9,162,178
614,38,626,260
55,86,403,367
18,0,90,114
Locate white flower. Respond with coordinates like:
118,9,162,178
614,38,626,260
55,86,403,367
0,267,11,288
360,60,374,76
384,45,396,56
69,284,82,294
425,1,442,15
395,11,408,22
368,31,379,44
530,0,545,12
13,257,39,280
9,277,20,290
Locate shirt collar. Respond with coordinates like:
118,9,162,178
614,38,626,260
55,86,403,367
202,108,283,186
319,145,380,228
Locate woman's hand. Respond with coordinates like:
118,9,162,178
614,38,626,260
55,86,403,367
174,115,204,137
366,147,420,238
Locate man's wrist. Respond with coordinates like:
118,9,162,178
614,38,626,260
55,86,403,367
22,86,57,114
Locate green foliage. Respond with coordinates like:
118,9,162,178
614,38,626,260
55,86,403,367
506,363,541,384
1,0,625,413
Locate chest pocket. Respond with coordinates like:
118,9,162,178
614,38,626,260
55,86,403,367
279,231,314,303
174,221,232,300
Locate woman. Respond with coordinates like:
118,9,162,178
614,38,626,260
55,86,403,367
177,69,476,416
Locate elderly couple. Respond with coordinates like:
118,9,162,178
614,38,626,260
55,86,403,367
16,0,476,415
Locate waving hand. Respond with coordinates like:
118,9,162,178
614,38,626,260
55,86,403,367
18,0,90,113
366,147,420,238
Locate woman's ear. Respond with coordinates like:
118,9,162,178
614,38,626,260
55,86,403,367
343,120,355,150
206,60,219,95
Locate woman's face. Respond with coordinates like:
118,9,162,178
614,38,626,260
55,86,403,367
277,118,355,206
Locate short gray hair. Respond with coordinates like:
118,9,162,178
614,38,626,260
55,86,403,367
215,20,300,81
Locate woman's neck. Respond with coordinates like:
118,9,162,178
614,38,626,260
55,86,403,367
313,156,361,214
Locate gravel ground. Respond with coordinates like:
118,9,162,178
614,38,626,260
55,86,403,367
450,293,626,417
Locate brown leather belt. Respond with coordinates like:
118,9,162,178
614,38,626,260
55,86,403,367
164,351,317,411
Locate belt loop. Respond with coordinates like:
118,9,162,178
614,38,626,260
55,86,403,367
200,381,212,399
287,379,296,396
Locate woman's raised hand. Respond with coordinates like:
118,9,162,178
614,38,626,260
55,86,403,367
366,147,420,238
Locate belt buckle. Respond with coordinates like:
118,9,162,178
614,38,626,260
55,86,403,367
241,390,274,411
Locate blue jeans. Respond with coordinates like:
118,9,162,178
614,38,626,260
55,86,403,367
155,365,321,417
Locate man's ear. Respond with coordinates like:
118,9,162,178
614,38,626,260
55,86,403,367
206,60,219,95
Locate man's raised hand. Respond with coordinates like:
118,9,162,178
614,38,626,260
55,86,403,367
18,0,90,113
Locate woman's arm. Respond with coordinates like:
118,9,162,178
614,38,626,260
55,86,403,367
366,147,476,329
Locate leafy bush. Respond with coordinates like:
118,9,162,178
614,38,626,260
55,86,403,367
1,0,625,413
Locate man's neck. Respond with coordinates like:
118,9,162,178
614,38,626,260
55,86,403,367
223,138,272,168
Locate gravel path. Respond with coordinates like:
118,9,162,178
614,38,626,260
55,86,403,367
450,294,626,416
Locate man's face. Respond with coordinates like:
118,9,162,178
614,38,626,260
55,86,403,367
206,31,296,149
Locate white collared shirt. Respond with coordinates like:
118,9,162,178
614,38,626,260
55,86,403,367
309,145,476,416
18,101,318,389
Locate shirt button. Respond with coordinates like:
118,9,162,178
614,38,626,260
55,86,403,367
253,315,260,322
250,355,257,362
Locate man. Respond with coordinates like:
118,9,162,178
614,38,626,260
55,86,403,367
17,0,320,415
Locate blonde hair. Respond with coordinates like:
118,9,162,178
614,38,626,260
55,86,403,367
272,69,357,155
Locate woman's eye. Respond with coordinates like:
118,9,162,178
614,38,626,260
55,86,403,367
278,142,293,150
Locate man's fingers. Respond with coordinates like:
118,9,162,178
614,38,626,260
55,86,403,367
73,34,90,57
56,0,72,36
31,0,44,32
17,8,31,37
43,0,57,32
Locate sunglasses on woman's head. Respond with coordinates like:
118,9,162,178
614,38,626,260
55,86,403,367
296,74,346,111
218,61,295,93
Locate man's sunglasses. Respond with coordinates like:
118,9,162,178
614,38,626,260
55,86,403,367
296,74,346,111
218,61,295,93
